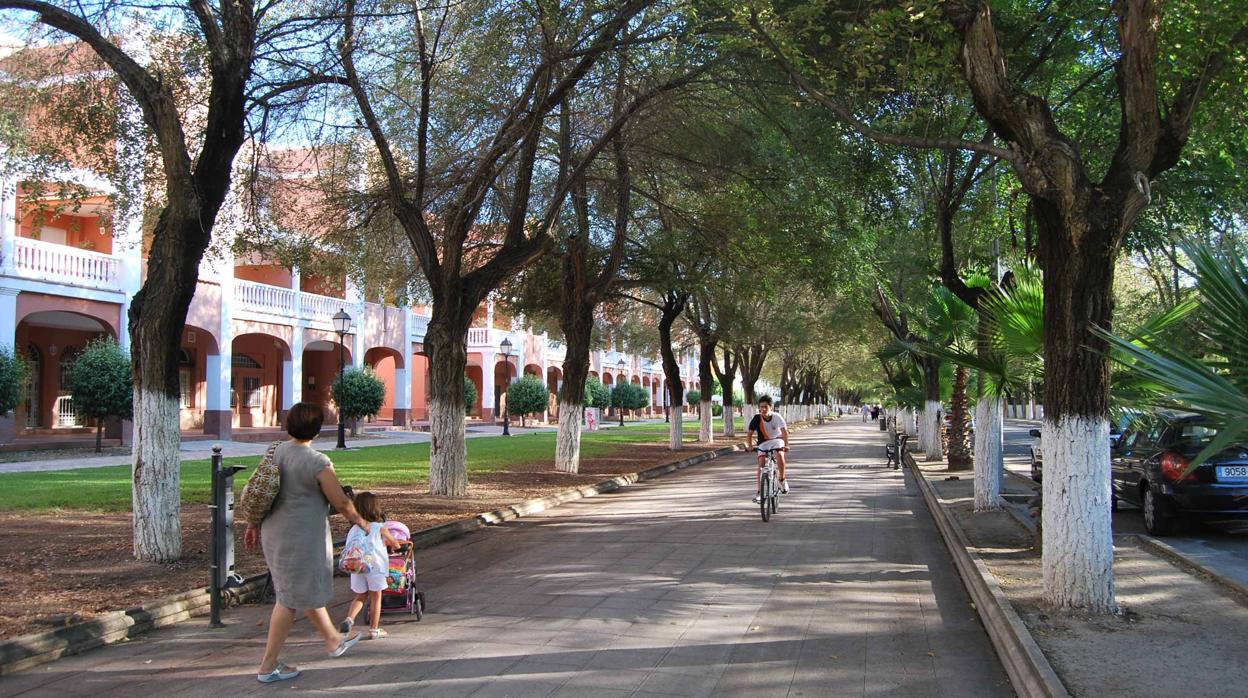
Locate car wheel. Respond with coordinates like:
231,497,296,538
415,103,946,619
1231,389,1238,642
1143,488,1174,536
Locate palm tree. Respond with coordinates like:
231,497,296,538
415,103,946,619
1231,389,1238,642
1100,242,1247,466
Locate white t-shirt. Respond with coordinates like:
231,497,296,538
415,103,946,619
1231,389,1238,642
749,412,787,444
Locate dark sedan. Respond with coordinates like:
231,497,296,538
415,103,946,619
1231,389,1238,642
1112,414,1248,536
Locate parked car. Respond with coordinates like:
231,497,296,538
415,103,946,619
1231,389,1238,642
1112,413,1248,536
1029,420,1125,483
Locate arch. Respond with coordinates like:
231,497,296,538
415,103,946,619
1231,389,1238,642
493,359,516,418
464,365,484,417
302,339,353,424
231,332,292,429
546,365,563,420
178,324,218,432
588,369,599,380
411,347,429,421
15,310,112,431
602,373,614,387
16,295,121,340
364,346,404,423
23,344,40,428
523,363,541,378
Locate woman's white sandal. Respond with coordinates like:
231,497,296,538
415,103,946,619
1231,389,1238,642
257,662,300,683
328,632,362,658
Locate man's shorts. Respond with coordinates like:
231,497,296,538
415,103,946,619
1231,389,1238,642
350,572,388,593
756,438,785,454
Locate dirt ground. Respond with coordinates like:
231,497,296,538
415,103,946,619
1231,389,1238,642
925,466,1248,698
0,441,721,640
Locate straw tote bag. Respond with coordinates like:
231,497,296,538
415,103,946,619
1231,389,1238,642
237,441,283,525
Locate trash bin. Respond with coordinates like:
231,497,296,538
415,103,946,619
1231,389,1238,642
879,416,887,431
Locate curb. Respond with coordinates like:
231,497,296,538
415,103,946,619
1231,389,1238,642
904,451,1071,698
1129,534,1248,606
0,572,269,677
0,440,749,677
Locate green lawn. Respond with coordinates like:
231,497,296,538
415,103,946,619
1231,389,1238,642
0,421,738,513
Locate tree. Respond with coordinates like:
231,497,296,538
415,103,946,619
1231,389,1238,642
463,377,478,417
332,367,385,436
611,382,649,424
0,347,28,435
584,377,611,410
334,0,676,495
507,375,549,428
686,388,701,406
66,338,133,452
0,0,330,561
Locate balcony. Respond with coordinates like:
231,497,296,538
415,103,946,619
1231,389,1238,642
10,237,120,291
546,340,566,361
233,280,356,331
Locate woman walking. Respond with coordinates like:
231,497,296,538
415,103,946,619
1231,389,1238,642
245,402,372,683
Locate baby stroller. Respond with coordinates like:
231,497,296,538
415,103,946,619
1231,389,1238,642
376,521,426,620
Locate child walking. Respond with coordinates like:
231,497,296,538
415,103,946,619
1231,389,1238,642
339,492,400,639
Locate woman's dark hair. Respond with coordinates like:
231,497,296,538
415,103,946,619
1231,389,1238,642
758,395,773,406
354,491,384,523
285,402,324,440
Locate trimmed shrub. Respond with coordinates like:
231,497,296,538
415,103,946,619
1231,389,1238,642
66,338,131,452
712,403,723,417
611,383,649,414
583,376,610,408
506,374,549,427
463,376,478,415
332,367,386,435
0,346,27,419
686,388,701,406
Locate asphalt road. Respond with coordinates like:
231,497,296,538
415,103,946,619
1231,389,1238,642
1001,419,1248,589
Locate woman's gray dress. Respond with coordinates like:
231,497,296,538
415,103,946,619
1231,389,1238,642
260,441,334,610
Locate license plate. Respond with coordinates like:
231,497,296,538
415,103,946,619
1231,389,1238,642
1217,465,1248,481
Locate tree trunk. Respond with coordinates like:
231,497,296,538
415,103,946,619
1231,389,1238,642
658,294,687,451
555,305,593,473
714,346,737,438
973,396,1003,511
1039,213,1118,613
947,366,971,470
920,360,943,461
130,220,205,562
697,339,715,444
95,422,103,454
425,313,469,497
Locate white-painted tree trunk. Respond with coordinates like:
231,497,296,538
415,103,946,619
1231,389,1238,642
902,408,917,437
743,404,756,427
721,405,735,437
699,401,713,443
428,397,468,496
1042,415,1115,613
973,396,1004,512
921,400,942,460
669,408,683,450
132,389,182,561
554,401,583,473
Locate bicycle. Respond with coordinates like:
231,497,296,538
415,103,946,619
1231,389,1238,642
757,448,781,521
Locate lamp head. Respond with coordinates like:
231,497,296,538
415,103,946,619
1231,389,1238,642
332,308,352,335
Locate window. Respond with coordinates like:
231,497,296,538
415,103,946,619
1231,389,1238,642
179,368,193,409
240,377,261,408
232,354,262,369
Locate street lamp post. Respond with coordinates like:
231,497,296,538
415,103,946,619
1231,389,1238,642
617,358,627,427
500,338,513,437
333,308,352,450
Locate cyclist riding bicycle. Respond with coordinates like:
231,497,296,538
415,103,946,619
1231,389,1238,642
746,395,789,503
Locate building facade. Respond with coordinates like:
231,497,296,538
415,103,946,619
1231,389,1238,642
0,174,700,443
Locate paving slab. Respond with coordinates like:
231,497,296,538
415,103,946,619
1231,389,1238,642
1,420,1012,697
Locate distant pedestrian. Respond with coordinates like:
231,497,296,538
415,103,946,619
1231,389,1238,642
245,402,371,683
862,405,869,422
871,405,880,420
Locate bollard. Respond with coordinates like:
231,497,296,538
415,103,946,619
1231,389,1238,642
209,445,247,628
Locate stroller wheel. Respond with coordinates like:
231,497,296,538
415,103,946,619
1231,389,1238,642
414,591,425,621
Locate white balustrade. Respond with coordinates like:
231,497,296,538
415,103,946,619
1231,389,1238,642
299,291,346,322
234,279,295,316
466,327,490,346
11,237,120,290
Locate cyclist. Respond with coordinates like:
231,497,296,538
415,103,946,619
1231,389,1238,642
746,395,789,502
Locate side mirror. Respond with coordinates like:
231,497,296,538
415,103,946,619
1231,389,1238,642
1028,429,1042,438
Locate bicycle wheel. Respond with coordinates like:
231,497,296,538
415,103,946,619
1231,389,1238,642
760,473,771,522
770,487,778,514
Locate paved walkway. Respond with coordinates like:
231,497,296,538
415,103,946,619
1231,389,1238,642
2,420,1012,697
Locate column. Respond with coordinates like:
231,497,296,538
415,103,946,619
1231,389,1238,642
480,352,496,423
284,329,304,418
204,243,235,439
345,278,364,368
392,302,414,427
